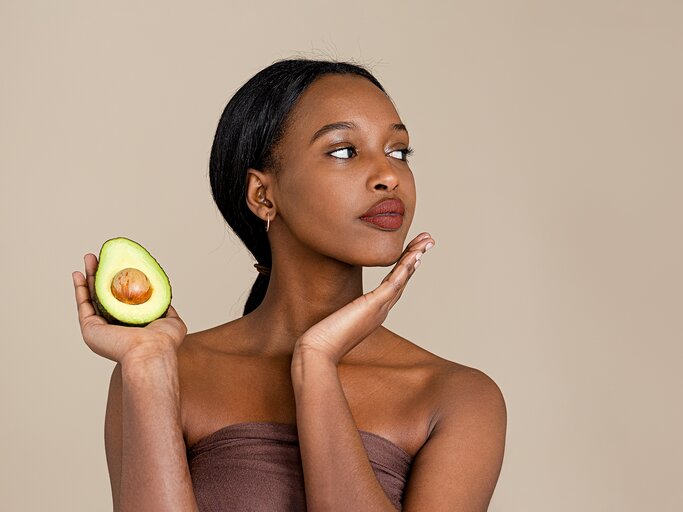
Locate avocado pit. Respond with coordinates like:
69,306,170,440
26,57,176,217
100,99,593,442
110,267,153,305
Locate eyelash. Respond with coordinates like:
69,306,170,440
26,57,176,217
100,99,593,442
329,146,415,162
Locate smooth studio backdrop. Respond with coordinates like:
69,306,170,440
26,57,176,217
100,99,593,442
1,1,681,510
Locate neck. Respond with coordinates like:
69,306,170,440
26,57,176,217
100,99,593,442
243,256,366,358
236,219,399,361
242,212,401,359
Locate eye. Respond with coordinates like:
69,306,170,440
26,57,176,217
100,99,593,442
329,147,357,159
388,146,415,162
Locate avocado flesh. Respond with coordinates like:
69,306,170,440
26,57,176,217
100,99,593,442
93,237,172,327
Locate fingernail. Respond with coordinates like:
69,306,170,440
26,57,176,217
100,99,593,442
425,242,434,251
415,252,422,261
414,259,422,268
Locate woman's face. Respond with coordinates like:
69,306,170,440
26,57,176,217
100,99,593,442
267,73,416,267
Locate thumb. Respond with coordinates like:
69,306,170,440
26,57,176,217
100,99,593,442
166,304,181,319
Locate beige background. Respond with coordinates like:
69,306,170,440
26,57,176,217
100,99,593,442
1,1,681,510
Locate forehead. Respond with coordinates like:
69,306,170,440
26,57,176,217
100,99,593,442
285,74,402,138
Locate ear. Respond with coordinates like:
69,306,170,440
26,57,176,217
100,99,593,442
245,168,276,222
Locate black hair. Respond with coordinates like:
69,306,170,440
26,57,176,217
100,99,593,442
209,58,387,316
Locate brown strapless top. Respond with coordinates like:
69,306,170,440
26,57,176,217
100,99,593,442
186,421,414,511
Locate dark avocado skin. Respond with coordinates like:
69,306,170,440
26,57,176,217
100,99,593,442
93,237,172,327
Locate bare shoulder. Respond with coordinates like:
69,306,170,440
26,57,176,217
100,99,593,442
177,321,233,353
395,338,508,508
426,352,507,456
176,319,244,365
382,328,492,377
384,329,506,430
437,361,507,426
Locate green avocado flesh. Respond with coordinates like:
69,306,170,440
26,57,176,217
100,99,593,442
93,237,172,327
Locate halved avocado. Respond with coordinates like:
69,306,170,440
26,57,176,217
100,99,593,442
93,237,172,327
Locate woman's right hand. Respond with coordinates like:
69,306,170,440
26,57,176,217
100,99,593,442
72,253,188,364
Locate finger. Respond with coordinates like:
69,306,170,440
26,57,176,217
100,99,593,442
165,304,180,318
408,232,432,249
72,270,98,324
163,305,186,329
376,238,434,307
85,252,98,276
388,235,434,276
159,304,183,326
392,236,425,265
166,305,187,332
388,250,420,290
411,234,435,252
384,235,434,281
84,253,101,316
371,258,415,310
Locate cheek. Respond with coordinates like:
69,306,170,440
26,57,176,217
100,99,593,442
280,183,366,261
277,170,413,266
280,176,350,239
280,163,349,222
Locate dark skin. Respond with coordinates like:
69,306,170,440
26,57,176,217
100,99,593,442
181,74,434,447
74,73,506,511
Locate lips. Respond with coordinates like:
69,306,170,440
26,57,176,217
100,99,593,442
359,198,405,230
359,198,405,218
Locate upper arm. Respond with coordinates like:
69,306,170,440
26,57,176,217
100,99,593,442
402,368,507,512
104,363,123,512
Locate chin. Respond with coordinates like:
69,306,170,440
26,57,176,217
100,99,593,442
363,247,406,268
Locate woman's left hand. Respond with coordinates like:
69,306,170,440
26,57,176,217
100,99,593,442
293,232,435,365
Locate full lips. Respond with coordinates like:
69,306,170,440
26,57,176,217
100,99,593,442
360,214,403,230
360,198,405,217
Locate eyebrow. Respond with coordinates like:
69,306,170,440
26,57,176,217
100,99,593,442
309,121,408,145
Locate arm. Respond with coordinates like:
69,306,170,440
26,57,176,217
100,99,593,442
401,369,507,511
104,349,199,512
289,233,437,511
74,253,197,511
292,350,507,512
291,349,397,512
104,363,123,511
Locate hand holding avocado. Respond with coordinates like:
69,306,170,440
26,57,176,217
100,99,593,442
72,238,187,364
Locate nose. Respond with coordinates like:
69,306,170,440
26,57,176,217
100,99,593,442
367,152,400,191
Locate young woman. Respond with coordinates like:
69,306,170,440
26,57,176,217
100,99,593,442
72,58,507,511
